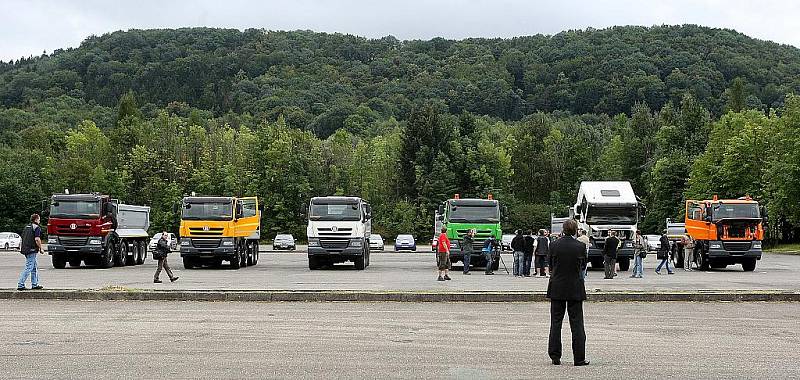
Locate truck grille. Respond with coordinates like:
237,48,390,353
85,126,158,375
54,225,91,235
188,227,224,236
192,239,220,249
318,227,353,237
60,236,87,247
723,241,751,252
320,239,349,251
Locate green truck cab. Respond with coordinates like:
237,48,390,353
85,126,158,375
437,196,503,271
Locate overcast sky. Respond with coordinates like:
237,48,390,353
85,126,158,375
1,0,799,62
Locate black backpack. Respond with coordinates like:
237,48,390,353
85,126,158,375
20,224,36,254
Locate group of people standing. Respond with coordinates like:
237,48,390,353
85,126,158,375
510,229,552,278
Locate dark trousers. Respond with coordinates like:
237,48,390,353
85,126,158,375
535,255,548,276
523,253,533,276
548,299,586,364
604,256,616,279
463,251,471,273
154,257,174,280
483,251,493,274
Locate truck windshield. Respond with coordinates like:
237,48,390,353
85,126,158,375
713,203,760,221
182,202,233,221
586,206,637,225
50,200,101,219
448,205,500,223
309,202,361,221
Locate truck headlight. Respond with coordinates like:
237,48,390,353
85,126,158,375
221,238,234,246
710,243,722,249
47,236,59,244
350,239,363,247
87,237,102,245
180,240,191,246
753,242,762,249
450,242,459,249
625,242,633,248
308,238,320,247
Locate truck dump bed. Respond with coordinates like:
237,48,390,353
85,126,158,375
116,204,150,238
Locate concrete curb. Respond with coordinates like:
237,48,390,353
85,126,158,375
1,289,799,302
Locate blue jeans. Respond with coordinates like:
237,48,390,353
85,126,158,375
513,251,524,276
633,255,644,277
463,251,471,273
523,253,533,276
656,257,673,273
18,252,39,288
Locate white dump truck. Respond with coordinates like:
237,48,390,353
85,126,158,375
306,196,372,270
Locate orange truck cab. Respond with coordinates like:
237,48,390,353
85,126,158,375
684,196,763,271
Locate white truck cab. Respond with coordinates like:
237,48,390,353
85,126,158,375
572,181,639,271
306,196,372,270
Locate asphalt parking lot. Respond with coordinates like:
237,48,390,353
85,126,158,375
3,247,798,292
0,300,797,379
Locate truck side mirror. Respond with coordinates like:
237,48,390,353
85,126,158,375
235,203,243,220
437,205,444,215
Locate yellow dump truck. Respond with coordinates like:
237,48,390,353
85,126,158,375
178,196,260,269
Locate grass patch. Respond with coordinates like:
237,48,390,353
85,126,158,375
765,243,800,254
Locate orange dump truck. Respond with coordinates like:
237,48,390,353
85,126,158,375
685,196,764,271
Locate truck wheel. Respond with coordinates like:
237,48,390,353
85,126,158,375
591,258,603,269
246,243,254,266
100,245,114,269
183,257,195,269
354,255,366,270
231,250,241,269
114,239,127,267
69,259,81,267
491,258,500,271
309,257,320,270
251,242,259,265
618,259,630,272
742,259,757,272
674,251,685,269
698,253,710,271
239,243,248,268
135,242,145,265
52,255,67,269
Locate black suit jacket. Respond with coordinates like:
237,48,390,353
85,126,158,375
546,236,587,301
603,236,620,258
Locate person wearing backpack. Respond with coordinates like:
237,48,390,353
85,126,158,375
153,232,179,283
656,230,675,275
534,229,550,277
17,214,45,291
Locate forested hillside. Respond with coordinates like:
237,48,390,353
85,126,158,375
1,26,799,242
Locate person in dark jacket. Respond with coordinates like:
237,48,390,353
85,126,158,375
535,229,550,277
153,232,179,283
461,229,475,275
511,230,526,277
547,219,589,367
523,230,535,277
656,230,674,275
17,214,44,291
602,231,621,279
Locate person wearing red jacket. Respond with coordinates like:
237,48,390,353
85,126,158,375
436,226,451,281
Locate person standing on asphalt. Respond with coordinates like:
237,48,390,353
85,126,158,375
17,214,44,291
535,229,550,277
461,229,475,275
547,219,589,367
436,226,452,281
511,229,526,277
153,231,179,283
656,230,675,275
631,230,646,278
482,235,496,275
576,229,591,279
682,232,695,271
602,231,620,279
523,230,535,277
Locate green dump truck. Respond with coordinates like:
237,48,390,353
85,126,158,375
437,195,502,271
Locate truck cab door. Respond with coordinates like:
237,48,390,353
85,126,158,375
236,197,260,240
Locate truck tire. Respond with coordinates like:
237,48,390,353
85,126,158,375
135,242,145,265
114,239,127,267
52,255,67,269
742,259,757,272
251,242,259,266
365,246,370,267
674,250,685,269
239,243,248,268
309,257,321,270
246,242,254,266
697,253,710,271
100,245,114,269
69,259,81,267
183,257,195,269
354,255,366,270
590,257,603,269
618,259,630,272
231,249,241,269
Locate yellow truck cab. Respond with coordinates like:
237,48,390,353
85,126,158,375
178,196,260,269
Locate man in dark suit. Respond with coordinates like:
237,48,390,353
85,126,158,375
547,219,589,366
602,231,621,279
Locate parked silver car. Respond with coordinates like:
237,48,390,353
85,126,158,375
148,233,178,251
273,234,296,250
369,234,385,251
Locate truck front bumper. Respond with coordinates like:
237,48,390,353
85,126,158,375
47,237,104,257
308,238,365,258
179,238,236,259
707,241,762,261
588,247,635,260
